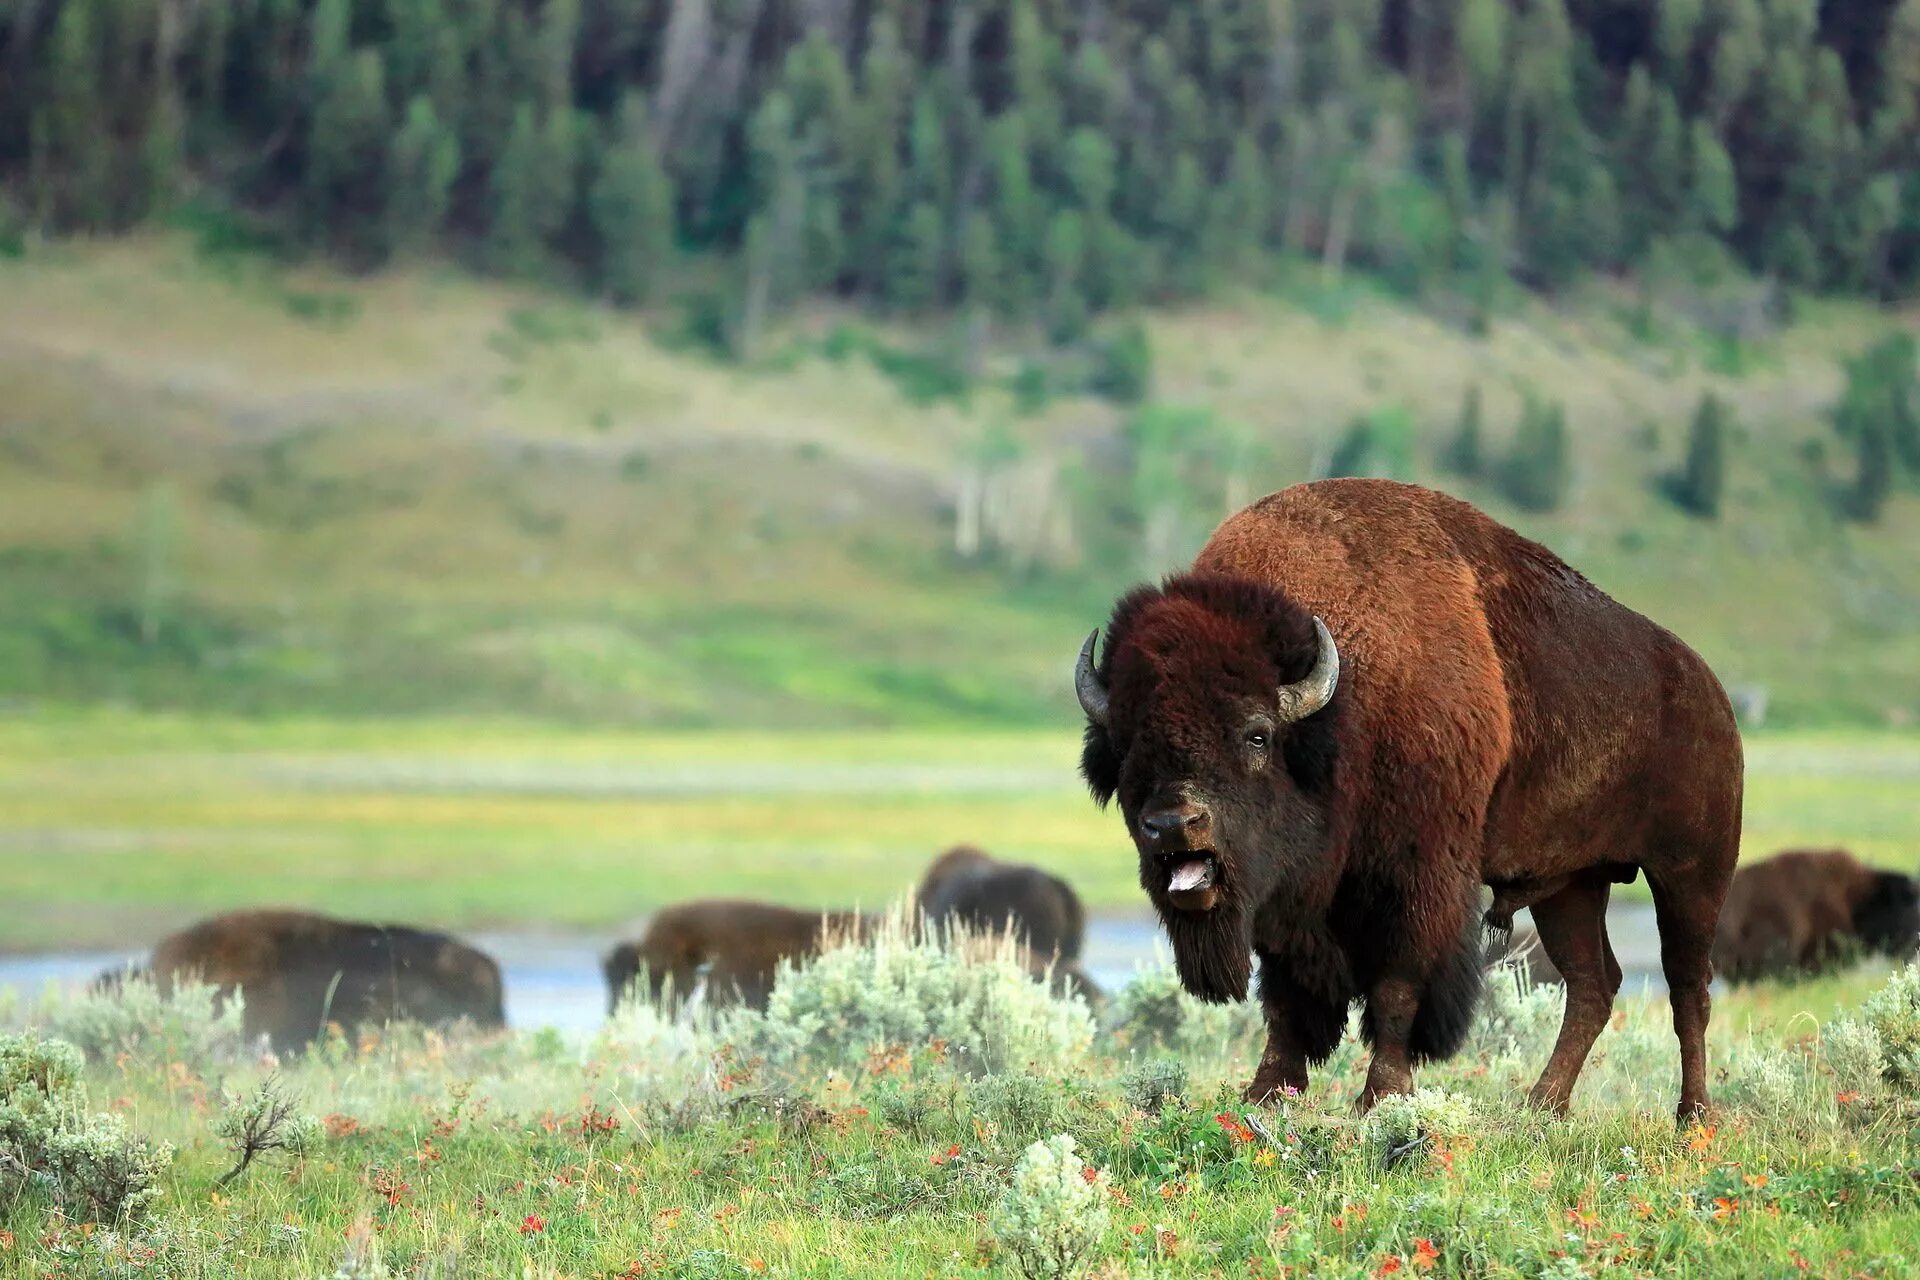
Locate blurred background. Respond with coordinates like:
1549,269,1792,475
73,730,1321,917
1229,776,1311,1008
1,0,1917,1022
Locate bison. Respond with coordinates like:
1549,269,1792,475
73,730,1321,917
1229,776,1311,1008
1712,849,1920,984
915,845,1088,967
602,900,870,1014
146,910,505,1051
1075,479,1743,1120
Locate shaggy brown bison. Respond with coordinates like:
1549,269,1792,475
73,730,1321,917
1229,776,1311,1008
1075,479,1743,1120
602,900,870,1013
915,845,1088,966
1712,849,1920,983
147,910,505,1051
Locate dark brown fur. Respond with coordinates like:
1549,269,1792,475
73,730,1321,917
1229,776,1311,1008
1079,480,1743,1120
915,845,1088,964
1712,849,1920,984
601,900,871,1014
147,910,505,1052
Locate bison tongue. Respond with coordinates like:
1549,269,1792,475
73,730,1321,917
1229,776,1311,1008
1168,858,1214,893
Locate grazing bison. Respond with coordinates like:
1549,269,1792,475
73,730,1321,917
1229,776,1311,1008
147,910,505,1051
602,900,870,1014
1712,849,1920,984
1075,479,1742,1120
915,845,1088,966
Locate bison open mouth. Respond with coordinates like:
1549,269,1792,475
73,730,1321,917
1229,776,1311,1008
1163,853,1222,912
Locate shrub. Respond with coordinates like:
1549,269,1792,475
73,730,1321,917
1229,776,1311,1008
1104,963,1261,1060
990,1135,1111,1280
48,970,247,1066
966,1073,1070,1144
1118,1059,1188,1115
213,1075,321,1186
0,1033,174,1220
1725,1047,1801,1115
1827,962,1920,1095
734,913,1095,1077
1468,955,1563,1068
1362,1088,1477,1166
1088,320,1153,405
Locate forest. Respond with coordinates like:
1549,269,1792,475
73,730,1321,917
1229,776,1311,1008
6,0,1920,342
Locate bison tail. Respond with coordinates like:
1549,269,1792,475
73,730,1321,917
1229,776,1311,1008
1407,919,1487,1065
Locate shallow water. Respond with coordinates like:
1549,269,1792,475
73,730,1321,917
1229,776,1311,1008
0,906,1665,1035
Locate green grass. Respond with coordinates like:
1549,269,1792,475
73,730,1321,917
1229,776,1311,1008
1,237,1918,727
6,942,1920,1277
2,713,1917,951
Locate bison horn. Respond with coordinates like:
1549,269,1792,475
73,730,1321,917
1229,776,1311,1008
1276,617,1339,723
1074,629,1110,727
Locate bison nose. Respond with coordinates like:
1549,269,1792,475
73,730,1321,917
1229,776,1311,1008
1141,807,1209,849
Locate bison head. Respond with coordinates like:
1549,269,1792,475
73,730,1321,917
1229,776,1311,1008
1077,574,1343,1003
1856,872,1920,960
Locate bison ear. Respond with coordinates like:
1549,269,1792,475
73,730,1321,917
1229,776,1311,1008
1080,723,1119,807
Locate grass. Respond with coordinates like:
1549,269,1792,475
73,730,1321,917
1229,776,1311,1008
6,934,1920,1277
2,236,1919,727
2,713,1917,952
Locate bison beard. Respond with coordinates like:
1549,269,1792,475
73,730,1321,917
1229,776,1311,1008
1076,479,1744,1122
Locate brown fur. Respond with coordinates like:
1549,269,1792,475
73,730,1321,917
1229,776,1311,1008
915,845,1088,964
1079,480,1743,1121
601,900,871,1014
1712,849,1920,984
147,910,505,1052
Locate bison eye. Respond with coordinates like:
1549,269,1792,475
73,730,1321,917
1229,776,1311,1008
1245,730,1269,750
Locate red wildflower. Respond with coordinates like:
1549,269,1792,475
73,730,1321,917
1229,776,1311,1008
1375,1258,1403,1277
520,1215,546,1235
930,1144,963,1167
1411,1238,1441,1271
1214,1113,1257,1145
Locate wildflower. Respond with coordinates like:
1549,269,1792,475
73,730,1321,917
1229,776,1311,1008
519,1215,547,1235
1836,1091,1861,1105
1412,1238,1440,1271
1710,1197,1737,1221
1215,1113,1257,1145
1743,1174,1768,1191
930,1144,962,1167
1253,1148,1277,1167
1376,1258,1403,1277
1082,1165,1099,1184
1685,1124,1716,1152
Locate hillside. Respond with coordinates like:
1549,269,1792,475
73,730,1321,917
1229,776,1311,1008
1,236,1918,728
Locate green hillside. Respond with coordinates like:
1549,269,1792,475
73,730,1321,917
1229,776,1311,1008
1,237,1916,728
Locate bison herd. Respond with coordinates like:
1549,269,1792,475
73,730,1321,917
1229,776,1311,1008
74,479,1920,1126
94,846,1097,1053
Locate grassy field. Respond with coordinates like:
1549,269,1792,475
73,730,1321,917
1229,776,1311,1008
5,928,1920,1278
2,237,1918,728
2,713,1917,952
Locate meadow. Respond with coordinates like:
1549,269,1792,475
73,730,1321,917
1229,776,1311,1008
5,922,1920,1279
2,714,1918,952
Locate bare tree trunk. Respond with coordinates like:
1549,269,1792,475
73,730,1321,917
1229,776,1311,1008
652,0,714,149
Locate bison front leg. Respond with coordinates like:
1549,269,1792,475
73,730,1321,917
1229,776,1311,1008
1244,1016,1311,1105
1244,957,1349,1105
1356,975,1421,1111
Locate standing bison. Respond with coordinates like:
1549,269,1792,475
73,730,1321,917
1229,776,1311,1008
1075,479,1743,1120
146,910,505,1051
1712,849,1920,983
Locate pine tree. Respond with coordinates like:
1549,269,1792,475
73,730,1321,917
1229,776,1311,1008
1500,398,1572,512
487,104,550,278
1687,121,1739,236
389,96,461,255
1443,385,1484,477
1670,392,1728,518
588,95,675,305
32,0,110,228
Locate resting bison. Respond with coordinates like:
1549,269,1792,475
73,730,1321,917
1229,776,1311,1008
1075,479,1743,1120
147,910,505,1051
915,845,1087,965
1712,849,1920,983
602,900,870,1014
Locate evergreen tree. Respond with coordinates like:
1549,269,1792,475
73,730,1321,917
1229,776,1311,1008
389,96,461,256
32,0,110,228
1500,398,1572,512
487,104,556,278
1670,391,1729,518
1443,385,1484,477
587,97,675,305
